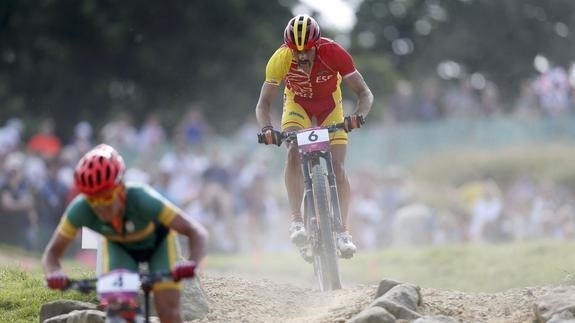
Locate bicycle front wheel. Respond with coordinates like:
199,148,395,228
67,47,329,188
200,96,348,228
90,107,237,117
311,163,342,291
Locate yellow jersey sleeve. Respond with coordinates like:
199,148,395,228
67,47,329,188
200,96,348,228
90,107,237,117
57,215,79,240
265,47,292,85
158,203,178,226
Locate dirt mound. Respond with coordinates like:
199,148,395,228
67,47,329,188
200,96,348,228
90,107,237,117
194,273,551,323
194,273,375,322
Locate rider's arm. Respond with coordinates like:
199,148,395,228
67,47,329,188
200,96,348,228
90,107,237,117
42,232,74,274
344,71,374,117
255,82,280,129
167,214,209,264
256,47,290,129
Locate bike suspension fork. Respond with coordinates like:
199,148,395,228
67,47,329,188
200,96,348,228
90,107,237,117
301,156,314,224
322,152,344,232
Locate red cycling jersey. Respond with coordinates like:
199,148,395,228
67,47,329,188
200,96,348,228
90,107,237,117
265,37,357,118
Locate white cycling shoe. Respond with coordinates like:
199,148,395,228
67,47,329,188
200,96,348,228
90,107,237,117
289,221,308,247
336,231,357,259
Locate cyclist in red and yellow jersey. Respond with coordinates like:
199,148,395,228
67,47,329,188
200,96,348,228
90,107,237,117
42,144,208,323
255,14,374,258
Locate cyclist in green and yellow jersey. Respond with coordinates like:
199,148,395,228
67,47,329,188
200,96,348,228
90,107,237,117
42,144,208,323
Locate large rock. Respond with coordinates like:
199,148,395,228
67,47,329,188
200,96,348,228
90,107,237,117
376,279,403,298
39,300,97,323
377,283,421,310
534,286,575,322
350,280,457,323
43,309,105,323
181,276,210,320
347,306,396,323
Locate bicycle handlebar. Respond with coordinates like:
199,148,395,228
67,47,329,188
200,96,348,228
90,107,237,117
257,114,365,145
64,270,176,294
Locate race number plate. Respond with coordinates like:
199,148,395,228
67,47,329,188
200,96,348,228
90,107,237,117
297,128,330,153
97,269,140,301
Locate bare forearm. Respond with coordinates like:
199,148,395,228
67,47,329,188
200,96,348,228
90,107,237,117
42,253,62,274
255,82,279,128
255,102,273,128
42,233,72,274
354,89,374,117
185,226,209,263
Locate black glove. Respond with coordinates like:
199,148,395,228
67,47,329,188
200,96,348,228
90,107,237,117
343,114,365,133
257,126,282,146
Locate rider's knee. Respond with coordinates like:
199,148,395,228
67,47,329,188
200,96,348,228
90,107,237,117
286,144,300,163
157,305,181,322
332,160,346,176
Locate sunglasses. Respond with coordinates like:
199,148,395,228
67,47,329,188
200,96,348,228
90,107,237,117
86,185,123,207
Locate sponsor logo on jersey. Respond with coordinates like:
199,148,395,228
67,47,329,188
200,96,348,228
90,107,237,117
315,75,334,83
289,111,305,119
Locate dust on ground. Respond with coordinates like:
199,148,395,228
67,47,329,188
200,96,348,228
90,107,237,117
193,271,549,323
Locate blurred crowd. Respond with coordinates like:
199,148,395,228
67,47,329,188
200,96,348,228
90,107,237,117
2,66,575,255
384,66,575,123
349,169,575,249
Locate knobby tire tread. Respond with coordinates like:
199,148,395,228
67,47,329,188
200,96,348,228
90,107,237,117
311,164,341,291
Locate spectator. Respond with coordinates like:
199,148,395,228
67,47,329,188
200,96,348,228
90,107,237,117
0,151,39,250
100,112,138,152
69,120,93,156
176,106,212,148
534,66,571,117
468,179,503,243
0,117,24,156
27,118,62,161
36,159,69,247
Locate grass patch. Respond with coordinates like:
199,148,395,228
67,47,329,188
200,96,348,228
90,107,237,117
206,240,575,292
0,261,96,323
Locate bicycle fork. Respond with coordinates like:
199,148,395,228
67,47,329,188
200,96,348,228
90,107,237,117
300,155,315,263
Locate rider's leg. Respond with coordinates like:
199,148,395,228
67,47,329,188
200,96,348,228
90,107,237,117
280,98,311,245
154,288,183,323
331,143,357,258
284,126,304,222
330,143,350,231
283,126,308,245
148,231,184,322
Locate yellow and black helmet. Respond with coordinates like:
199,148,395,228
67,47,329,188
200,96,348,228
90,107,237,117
283,14,321,51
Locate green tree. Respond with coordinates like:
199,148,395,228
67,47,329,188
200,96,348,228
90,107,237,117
0,0,295,137
352,0,575,105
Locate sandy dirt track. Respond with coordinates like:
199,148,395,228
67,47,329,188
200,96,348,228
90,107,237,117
193,272,551,323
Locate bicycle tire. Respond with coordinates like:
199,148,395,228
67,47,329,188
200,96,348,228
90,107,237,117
310,164,342,291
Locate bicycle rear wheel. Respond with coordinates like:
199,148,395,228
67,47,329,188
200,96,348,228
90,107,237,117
310,164,342,291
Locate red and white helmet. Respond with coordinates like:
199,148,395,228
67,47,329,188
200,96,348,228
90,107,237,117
74,144,125,195
283,14,321,51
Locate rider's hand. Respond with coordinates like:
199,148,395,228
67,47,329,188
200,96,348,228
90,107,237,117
46,271,69,290
258,126,282,146
343,114,365,133
172,260,197,282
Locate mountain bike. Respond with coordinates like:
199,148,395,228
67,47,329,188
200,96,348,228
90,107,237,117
258,116,364,291
64,267,192,323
